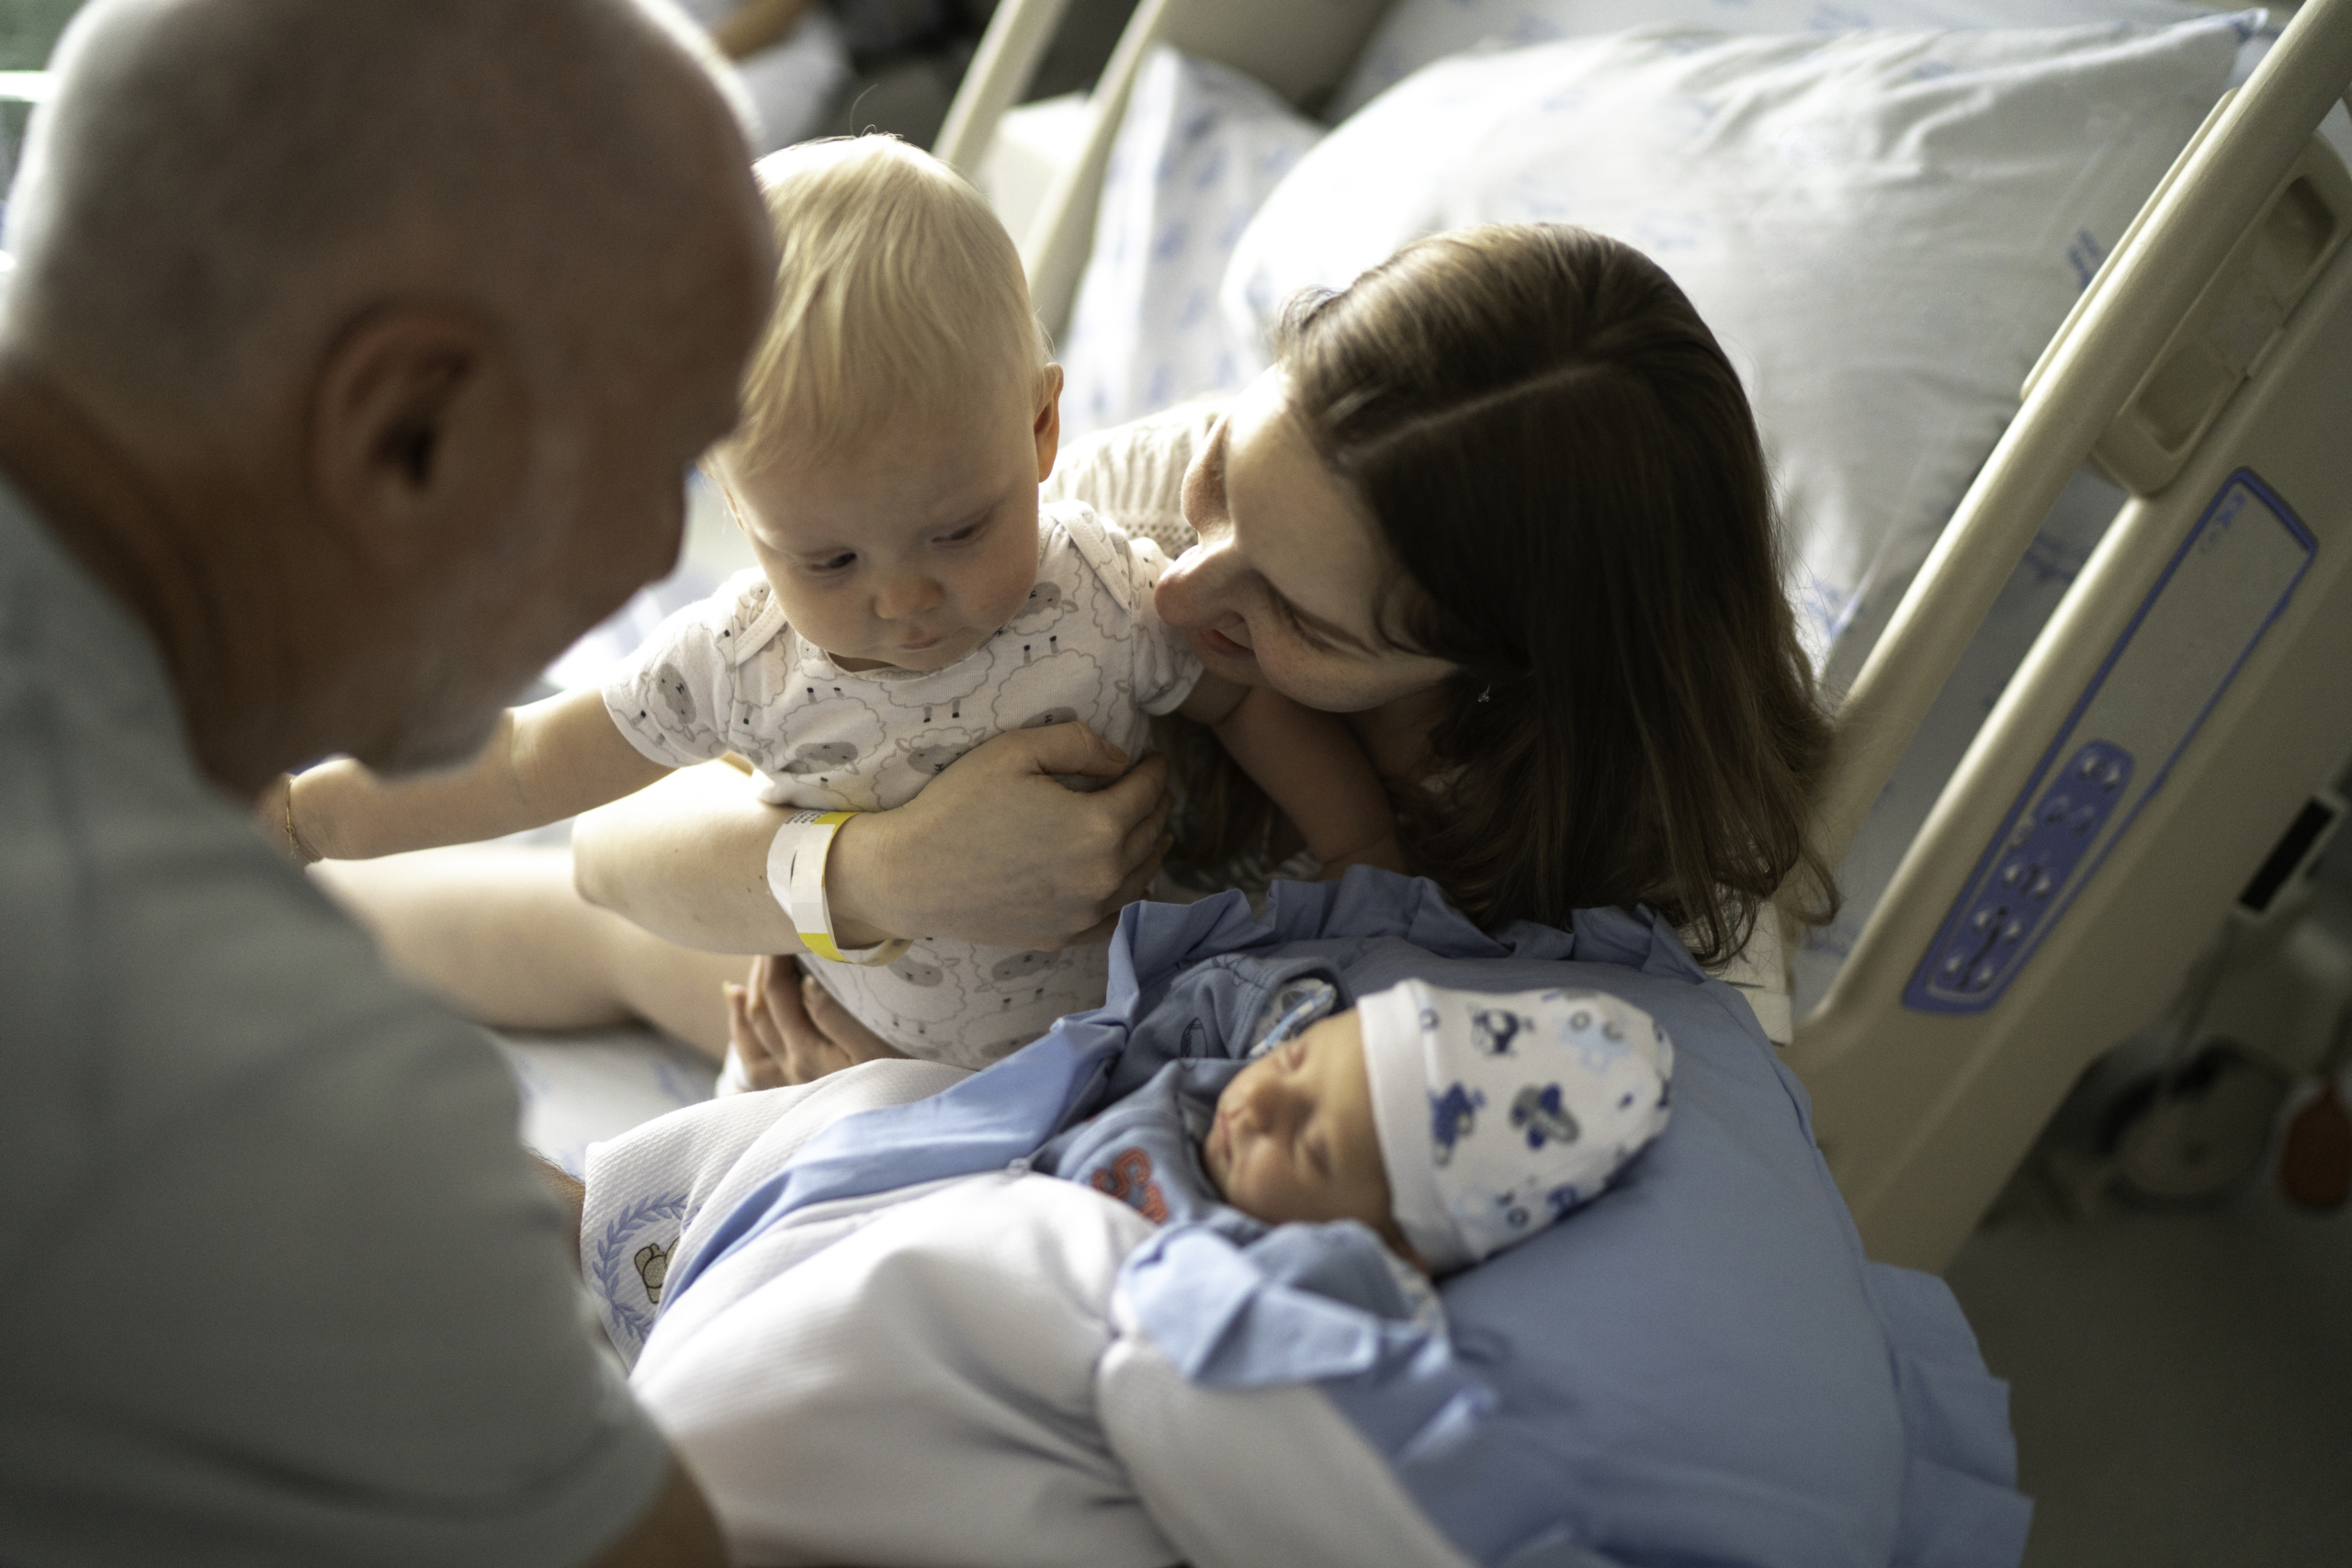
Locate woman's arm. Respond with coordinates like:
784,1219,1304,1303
1180,673,1403,875
311,845,746,1055
571,722,1175,955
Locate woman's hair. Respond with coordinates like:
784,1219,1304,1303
1278,223,1836,964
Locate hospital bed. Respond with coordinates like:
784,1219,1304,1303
19,0,2337,1285
1781,1,2352,1270
13,11,2300,1560
937,0,2352,1272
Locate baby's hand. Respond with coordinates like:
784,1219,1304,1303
253,773,318,864
725,953,908,1089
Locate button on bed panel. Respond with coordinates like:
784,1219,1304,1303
1905,469,2317,1014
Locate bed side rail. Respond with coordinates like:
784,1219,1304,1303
933,0,1076,182
1790,0,2352,1270
936,0,1389,339
1804,0,2352,874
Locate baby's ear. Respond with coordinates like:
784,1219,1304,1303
1033,364,1064,481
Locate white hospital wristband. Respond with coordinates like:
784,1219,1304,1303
765,809,911,966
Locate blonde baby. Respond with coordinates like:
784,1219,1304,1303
277,137,1399,1070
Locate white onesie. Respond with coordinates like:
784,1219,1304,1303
604,500,1203,1068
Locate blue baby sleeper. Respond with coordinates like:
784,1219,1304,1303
665,870,2031,1568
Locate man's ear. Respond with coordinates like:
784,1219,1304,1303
1032,362,1064,484
308,303,530,573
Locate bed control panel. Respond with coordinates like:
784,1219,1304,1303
1905,470,2316,1015
1922,740,2137,1001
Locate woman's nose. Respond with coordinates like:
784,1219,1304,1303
1154,536,1238,632
873,571,943,622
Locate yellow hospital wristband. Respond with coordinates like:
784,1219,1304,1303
766,809,912,966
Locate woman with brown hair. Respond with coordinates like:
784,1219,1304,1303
319,222,1835,1080
1153,222,1834,966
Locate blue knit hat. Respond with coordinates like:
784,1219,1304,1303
1358,979,1673,1273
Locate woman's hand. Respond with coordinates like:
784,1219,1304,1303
829,722,1175,950
725,953,907,1089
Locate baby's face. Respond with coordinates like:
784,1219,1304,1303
1204,1010,1403,1250
717,365,1060,673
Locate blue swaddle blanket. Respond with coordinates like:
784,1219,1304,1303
667,870,2030,1568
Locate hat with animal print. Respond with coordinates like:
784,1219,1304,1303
1357,979,1673,1273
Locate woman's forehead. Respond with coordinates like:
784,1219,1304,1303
1225,372,1388,640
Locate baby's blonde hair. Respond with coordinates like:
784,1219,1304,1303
725,134,1046,472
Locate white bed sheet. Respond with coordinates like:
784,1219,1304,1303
495,1028,716,1179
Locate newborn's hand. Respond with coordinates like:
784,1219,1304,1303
831,722,1173,951
725,953,906,1088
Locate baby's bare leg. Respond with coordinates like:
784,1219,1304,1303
312,845,743,1056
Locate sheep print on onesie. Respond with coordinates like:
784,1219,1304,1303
605,501,1204,1067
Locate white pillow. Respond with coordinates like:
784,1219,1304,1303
1224,21,2245,687
1331,0,2257,120
1058,48,1322,440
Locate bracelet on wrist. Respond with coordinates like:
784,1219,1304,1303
766,809,911,967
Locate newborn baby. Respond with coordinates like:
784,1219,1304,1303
585,968,1678,1566
1035,977,1676,1276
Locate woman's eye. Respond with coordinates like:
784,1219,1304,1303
1271,593,1337,654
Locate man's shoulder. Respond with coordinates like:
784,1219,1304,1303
0,477,498,1195
0,644,490,1179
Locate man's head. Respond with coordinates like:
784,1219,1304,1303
709,137,1057,674
0,0,773,781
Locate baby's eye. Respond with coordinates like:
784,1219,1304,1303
804,551,857,574
937,520,987,546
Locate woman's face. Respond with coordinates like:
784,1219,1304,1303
1155,369,1456,714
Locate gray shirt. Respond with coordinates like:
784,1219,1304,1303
0,476,672,1565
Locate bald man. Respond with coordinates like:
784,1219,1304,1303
0,2,770,1563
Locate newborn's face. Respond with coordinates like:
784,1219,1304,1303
1203,1011,1399,1246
